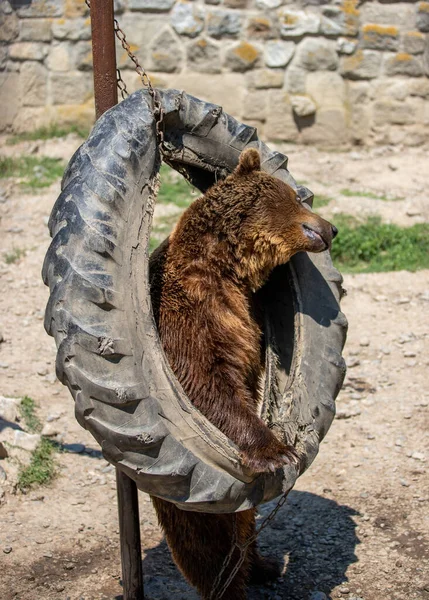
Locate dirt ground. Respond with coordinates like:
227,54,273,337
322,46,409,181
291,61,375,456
0,135,428,600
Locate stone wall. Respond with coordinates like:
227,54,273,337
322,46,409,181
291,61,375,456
1,0,429,146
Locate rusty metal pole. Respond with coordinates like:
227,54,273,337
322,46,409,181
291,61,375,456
89,0,118,119
89,2,144,599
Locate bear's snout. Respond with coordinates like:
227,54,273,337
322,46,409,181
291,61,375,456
300,215,336,252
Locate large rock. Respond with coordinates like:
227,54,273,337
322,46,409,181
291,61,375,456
372,78,410,101
0,11,19,42
340,50,382,80
284,66,306,94
384,53,424,77
225,41,261,72
347,80,371,106
347,80,372,143
74,41,93,71
295,38,338,71
46,43,72,72
150,28,183,73
373,99,419,126
168,72,245,117
247,15,276,40
264,40,295,68
278,8,320,39
402,31,426,55
256,0,283,8
360,2,416,29
13,431,41,452
0,72,19,130
207,9,242,38
224,0,247,7
20,62,48,107
129,0,175,10
336,37,358,55
9,42,48,62
171,1,205,38
51,71,93,105
416,2,429,32
265,90,299,142
114,13,168,50
290,95,316,117
247,68,283,89
408,78,429,97
0,396,20,424
187,37,221,73
362,24,399,52
52,18,91,41
17,0,63,18
349,104,371,145
19,18,52,42
64,0,89,18
320,6,359,37
301,108,349,145
306,71,346,109
242,90,267,121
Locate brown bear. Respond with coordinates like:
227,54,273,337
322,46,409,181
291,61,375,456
149,148,337,599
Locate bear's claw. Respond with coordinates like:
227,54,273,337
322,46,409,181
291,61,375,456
241,443,298,474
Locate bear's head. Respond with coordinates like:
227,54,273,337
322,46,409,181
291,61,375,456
221,147,337,286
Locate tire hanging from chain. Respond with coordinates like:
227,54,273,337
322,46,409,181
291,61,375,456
44,7,347,596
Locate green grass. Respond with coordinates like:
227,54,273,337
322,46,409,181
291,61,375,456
157,164,196,208
17,438,57,491
3,247,26,264
340,188,403,202
16,397,57,491
313,194,333,208
19,396,42,433
0,155,65,190
6,123,89,145
331,215,429,273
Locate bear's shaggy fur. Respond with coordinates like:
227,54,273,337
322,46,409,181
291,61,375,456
149,149,336,599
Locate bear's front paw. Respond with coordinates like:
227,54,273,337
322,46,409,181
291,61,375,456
241,440,298,474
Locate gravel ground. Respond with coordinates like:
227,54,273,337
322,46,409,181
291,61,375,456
0,136,428,600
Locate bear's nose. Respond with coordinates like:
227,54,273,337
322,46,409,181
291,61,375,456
331,225,338,239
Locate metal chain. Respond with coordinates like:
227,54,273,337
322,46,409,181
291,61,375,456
210,491,290,599
85,0,165,148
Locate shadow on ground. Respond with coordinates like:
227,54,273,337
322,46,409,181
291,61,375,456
139,490,360,600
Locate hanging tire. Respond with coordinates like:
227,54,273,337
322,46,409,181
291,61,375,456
42,89,347,513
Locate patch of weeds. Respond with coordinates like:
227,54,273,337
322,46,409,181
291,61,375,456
3,247,26,264
19,395,42,433
313,194,333,208
17,397,58,491
0,156,65,190
331,215,429,273
17,438,57,491
158,164,196,208
6,123,90,145
340,188,403,202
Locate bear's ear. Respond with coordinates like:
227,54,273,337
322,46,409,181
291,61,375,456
234,148,261,177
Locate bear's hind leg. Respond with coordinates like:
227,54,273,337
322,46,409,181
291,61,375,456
152,496,255,599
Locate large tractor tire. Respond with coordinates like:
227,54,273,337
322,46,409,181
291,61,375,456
43,89,347,513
